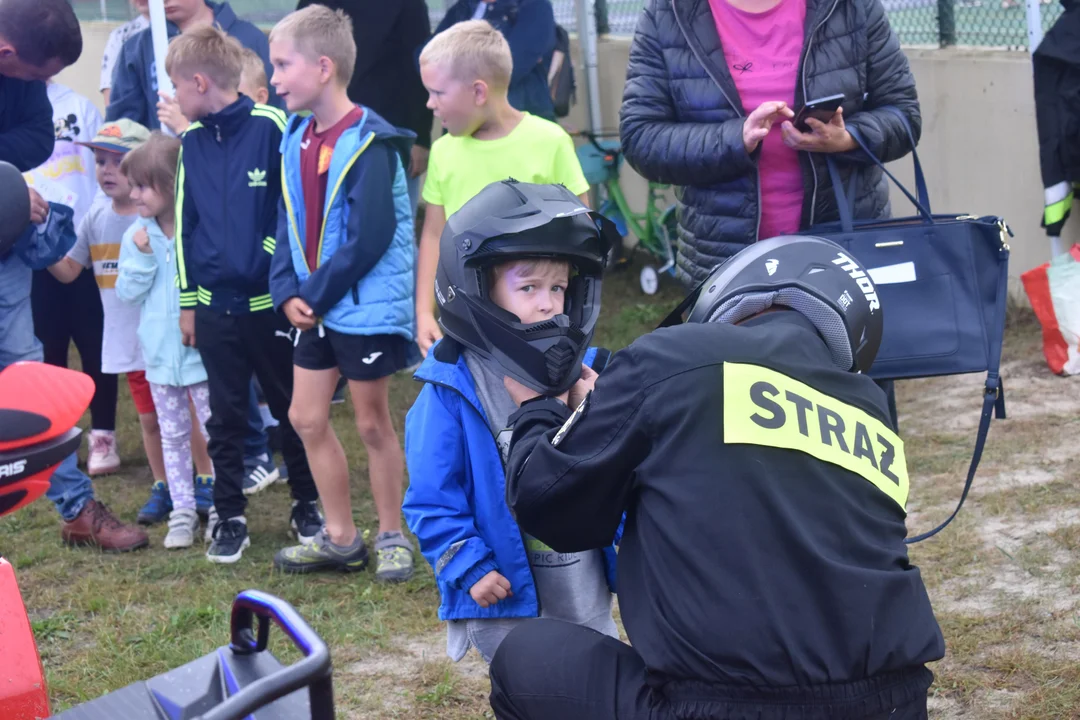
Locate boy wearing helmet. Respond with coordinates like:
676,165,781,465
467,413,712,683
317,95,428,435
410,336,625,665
402,180,622,664
490,236,944,720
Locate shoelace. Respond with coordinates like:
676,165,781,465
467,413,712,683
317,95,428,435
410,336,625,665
90,434,110,455
89,502,125,531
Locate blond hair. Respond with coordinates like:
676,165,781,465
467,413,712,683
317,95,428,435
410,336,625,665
121,132,181,201
269,5,356,88
165,24,244,92
239,48,268,93
420,20,512,90
489,258,571,289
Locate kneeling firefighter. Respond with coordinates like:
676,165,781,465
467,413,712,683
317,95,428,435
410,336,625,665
489,236,945,720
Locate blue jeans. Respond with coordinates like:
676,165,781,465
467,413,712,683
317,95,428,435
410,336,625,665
44,451,95,522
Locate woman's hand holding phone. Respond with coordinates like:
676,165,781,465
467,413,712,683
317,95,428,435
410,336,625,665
781,107,857,154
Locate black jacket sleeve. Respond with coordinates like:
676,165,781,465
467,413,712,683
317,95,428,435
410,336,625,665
505,346,652,553
297,141,400,316
835,0,921,165
619,0,756,187
0,80,55,172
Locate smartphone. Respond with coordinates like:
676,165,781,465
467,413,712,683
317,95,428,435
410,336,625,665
793,94,845,132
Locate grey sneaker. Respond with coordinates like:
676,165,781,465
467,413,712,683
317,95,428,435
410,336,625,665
374,531,414,583
164,508,199,549
273,529,369,574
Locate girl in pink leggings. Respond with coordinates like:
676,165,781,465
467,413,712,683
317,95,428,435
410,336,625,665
116,132,211,549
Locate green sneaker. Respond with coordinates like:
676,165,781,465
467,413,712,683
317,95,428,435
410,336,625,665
375,532,414,583
273,530,369,574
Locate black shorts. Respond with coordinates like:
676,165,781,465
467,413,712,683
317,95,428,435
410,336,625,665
293,327,409,381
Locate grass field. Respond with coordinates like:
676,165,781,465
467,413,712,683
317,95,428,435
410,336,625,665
6,251,1080,719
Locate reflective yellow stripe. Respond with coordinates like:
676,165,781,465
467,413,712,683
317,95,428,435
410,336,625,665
263,236,276,254
182,121,204,137
179,291,197,308
197,287,213,306
249,294,274,311
722,362,909,511
1045,192,1074,227
317,131,375,268
252,104,287,132
175,144,190,291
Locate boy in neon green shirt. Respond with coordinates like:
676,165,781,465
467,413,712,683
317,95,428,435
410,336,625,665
415,19,589,356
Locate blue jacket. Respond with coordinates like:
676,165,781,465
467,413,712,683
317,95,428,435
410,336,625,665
0,205,74,370
0,77,54,172
435,0,555,121
116,217,207,388
270,108,415,339
106,1,279,130
403,340,618,621
176,96,287,314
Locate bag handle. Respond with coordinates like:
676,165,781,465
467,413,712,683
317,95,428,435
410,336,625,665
906,244,1010,543
880,106,931,213
824,107,935,230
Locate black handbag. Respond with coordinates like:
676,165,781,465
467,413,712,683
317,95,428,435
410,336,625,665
803,107,1011,542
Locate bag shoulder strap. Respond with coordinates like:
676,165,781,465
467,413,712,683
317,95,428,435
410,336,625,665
906,241,1010,543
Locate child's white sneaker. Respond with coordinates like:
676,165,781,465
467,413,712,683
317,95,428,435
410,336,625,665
87,430,121,476
164,508,199,549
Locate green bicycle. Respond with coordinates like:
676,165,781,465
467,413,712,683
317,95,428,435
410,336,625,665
575,131,679,295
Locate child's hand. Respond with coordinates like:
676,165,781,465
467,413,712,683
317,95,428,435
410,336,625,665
504,376,569,407
157,92,190,135
283,297,316,331
28,187,48,225
180,309,196,347
416,311,443,357
567,364,598,410
133,228,152,254
469,570,513,608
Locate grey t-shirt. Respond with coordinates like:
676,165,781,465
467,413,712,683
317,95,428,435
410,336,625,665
446,351,617,663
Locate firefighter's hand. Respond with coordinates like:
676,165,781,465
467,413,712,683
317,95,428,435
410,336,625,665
469,570,513,608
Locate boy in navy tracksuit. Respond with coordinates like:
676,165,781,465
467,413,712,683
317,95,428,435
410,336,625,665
168,26,320,564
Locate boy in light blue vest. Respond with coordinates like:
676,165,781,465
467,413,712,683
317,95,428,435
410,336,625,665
268,4,417,581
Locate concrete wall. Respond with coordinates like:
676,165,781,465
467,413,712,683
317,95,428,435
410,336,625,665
59,24,1061,292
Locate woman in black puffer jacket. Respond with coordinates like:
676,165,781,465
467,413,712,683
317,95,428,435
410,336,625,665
619,0,920,287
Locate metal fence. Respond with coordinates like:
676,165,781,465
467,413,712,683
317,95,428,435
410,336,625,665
72,0,1064,50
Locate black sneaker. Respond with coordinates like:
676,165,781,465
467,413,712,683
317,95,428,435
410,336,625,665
206,517,250,564
290,501,324,545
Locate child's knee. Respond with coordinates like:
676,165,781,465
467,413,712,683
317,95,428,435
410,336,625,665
139,412,161,436
289,404,330,439
354,411,395,446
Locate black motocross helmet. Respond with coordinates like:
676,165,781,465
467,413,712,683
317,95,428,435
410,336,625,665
0,161,31,258
661,236,884,373
435,180,618,395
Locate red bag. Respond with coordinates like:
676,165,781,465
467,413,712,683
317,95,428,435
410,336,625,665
1021,244,1080,374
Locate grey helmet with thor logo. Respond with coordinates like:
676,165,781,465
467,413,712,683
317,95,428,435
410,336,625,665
434,179,617,395
659,236,884,373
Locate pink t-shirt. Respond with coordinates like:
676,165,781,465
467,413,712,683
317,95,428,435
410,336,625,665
709,0,807,240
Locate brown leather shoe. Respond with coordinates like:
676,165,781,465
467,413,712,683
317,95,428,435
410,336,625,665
61,500,149,553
